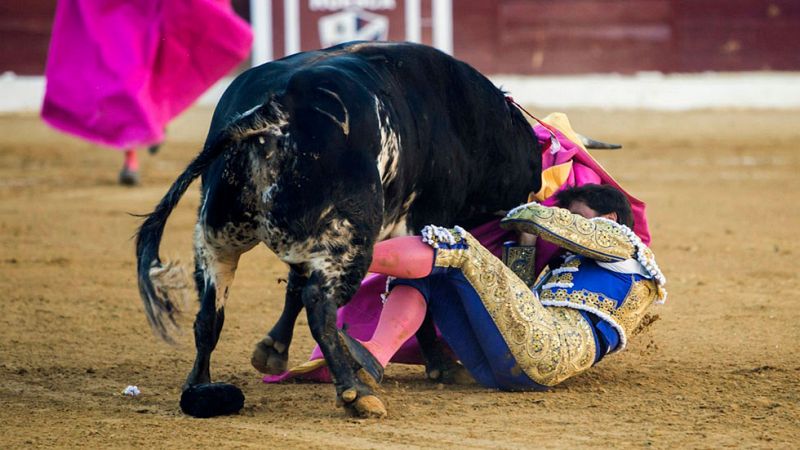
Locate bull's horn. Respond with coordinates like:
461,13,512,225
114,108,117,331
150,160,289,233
577,133,622,150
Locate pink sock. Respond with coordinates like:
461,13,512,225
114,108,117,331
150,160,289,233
124,149,139,171
361,285,427,367
369,236,434,279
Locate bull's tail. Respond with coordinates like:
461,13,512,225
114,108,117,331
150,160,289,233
135,103,278,341
135,135,229,342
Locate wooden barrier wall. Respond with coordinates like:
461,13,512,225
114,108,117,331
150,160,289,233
455,0,800,74
2,0,799,75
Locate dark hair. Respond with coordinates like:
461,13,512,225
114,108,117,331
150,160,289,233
555,184,634,228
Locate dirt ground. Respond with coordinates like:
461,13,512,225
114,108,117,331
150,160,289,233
1,106,798,449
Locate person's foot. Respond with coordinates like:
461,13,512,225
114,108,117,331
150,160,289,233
120,149,140,186
118,167,140,186
148,142,163,155
149,130,166,154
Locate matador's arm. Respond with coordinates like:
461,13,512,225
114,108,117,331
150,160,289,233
500,202,636,262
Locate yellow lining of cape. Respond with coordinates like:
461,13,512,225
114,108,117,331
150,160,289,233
541,112,587,152
532,162,573,202
531,112,616,202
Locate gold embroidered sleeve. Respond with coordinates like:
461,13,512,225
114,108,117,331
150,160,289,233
501,203,635,262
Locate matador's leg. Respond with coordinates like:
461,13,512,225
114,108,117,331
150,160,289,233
421,226,597,388
367,237,469,383
369,236,435,278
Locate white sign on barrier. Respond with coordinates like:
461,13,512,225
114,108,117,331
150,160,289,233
319,9,390,47
250,0,451,65
309,0,396,10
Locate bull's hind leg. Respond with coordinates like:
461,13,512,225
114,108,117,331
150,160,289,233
184,224,254,389
180,223,255,418
251,265,306,374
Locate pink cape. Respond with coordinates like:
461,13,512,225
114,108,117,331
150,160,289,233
532,123,651,275
264,123,651,384
41,0,252,150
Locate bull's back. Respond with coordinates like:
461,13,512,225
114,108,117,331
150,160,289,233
203,42,539,241
337,43,541,231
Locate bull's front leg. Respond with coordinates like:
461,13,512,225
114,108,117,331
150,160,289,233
251,265,306,374
302,270,387,418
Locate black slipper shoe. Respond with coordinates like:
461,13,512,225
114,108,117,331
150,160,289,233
118,167,140,186
338,329,384,384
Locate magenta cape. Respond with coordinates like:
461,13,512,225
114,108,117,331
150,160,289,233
531,122,651,276
41,0,252,150
263,121,651,384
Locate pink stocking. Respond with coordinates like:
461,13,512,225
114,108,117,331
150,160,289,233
124,149,139,171
359,236,435,366
368,236,434,279
361,285,427,367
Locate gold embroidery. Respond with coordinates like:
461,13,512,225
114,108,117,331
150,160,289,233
545,270,574,286
539,278,659,348
432,230,596,386
638,245,668,301
535,254,581,289
563,258,581,269
616,279,659,335
501,203,635,262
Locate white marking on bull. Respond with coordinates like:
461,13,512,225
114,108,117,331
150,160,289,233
378,191,417,239
262,184,277,204
276,217,354,267
319,205,335,220
233,104,261,121
194,221,254,310
374,96,400,186
232,102,288,140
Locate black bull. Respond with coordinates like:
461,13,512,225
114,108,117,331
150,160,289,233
136,41,542,418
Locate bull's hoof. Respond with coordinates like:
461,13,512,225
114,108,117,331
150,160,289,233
334,368,386,418
180,383,245,418
338,389,387,419
335,369,386,418
251,336,288,374
351,395,387,418
426,361,474,385
329,329,387,418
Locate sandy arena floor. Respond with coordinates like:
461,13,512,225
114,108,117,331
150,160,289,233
0,107,798,448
